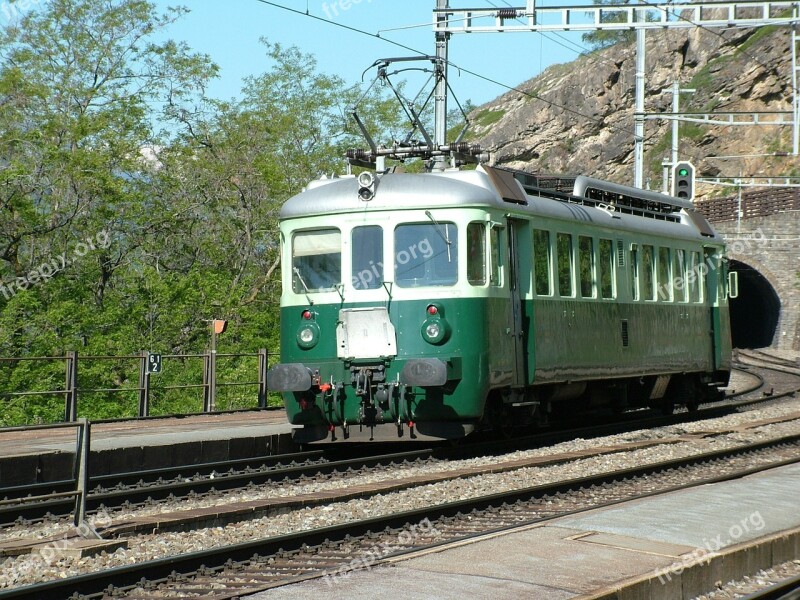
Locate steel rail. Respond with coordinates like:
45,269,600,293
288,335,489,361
1,434,798,600
738,574,800,600
0,383,789,525
2,358,795,526
0,400,742,523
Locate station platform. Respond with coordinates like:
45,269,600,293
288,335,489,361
0,411,296,486
259,461,800,600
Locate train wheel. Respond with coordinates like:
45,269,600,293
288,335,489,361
665,375,698,413
483,394,513,438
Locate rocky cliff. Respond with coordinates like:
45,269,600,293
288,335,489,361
467,25,796,198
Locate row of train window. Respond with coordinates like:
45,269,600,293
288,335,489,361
291,223,709,302
530,228,706,303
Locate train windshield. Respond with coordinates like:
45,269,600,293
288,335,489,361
292,229,341,293
394,223,458,287
352,226,384,290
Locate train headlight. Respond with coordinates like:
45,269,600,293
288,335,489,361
421,317,449,345
357,171,376,201
296,322,320,349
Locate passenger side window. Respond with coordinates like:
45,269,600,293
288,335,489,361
579,235,595,298
557,233,573,297
658,247,672,301
599,238,615,299
394,223,458,288
689,251,703,302
642,245,655,301
674,249,688,303
533,229,552,296
630,243,639,301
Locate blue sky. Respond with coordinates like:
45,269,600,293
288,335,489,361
151,0,590,107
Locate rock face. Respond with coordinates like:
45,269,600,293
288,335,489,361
467,26,796,197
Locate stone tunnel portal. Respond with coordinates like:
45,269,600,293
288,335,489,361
728,259,781,349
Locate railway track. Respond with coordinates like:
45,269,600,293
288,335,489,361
1,354,797,527
2,434,798,599
0,405,775,526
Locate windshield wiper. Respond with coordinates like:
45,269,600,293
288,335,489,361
293,267,314,306
425,210,452,262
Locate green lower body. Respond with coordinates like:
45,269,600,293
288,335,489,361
276,297,730,443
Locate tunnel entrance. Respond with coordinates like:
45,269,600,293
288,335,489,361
728,259,780,349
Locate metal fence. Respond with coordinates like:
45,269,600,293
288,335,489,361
0,420,91,527
0,349,275,425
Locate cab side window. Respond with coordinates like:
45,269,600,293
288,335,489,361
467,222,487,286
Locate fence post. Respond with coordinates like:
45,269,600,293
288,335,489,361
64,351,78,422
73,418,89,529
258,348,268,409
202,351,211,413
138,351,150,417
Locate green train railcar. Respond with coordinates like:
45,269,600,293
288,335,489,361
267,165,733,443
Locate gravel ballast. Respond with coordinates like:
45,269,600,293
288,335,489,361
2,399,799,589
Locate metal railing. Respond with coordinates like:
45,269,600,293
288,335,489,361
0,420,90,527
694,187,800,223
0,349,276,425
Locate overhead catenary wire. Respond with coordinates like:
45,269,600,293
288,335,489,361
251,0,792,184
484,0,624,70
250,0,635,138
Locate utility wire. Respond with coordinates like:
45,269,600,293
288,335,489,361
484,0,623,69
251,0,425,56
250,0,633,137
251,0,792,177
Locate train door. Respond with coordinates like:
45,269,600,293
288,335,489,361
507,219,528,388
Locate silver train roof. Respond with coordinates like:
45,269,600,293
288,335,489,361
279,167,721,243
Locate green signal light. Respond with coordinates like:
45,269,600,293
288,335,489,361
678,168,689,177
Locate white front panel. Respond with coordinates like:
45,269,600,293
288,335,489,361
336,307,397,360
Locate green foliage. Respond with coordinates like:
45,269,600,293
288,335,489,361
447,99,476,141
681,123,705,140
0,0,402,425
646,132,671,177
473,108,506,128
735,25,778,56
687,55,733,94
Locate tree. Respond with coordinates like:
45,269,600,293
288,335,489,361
0,0,218,421
0,0,212,279
0,6,406,422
